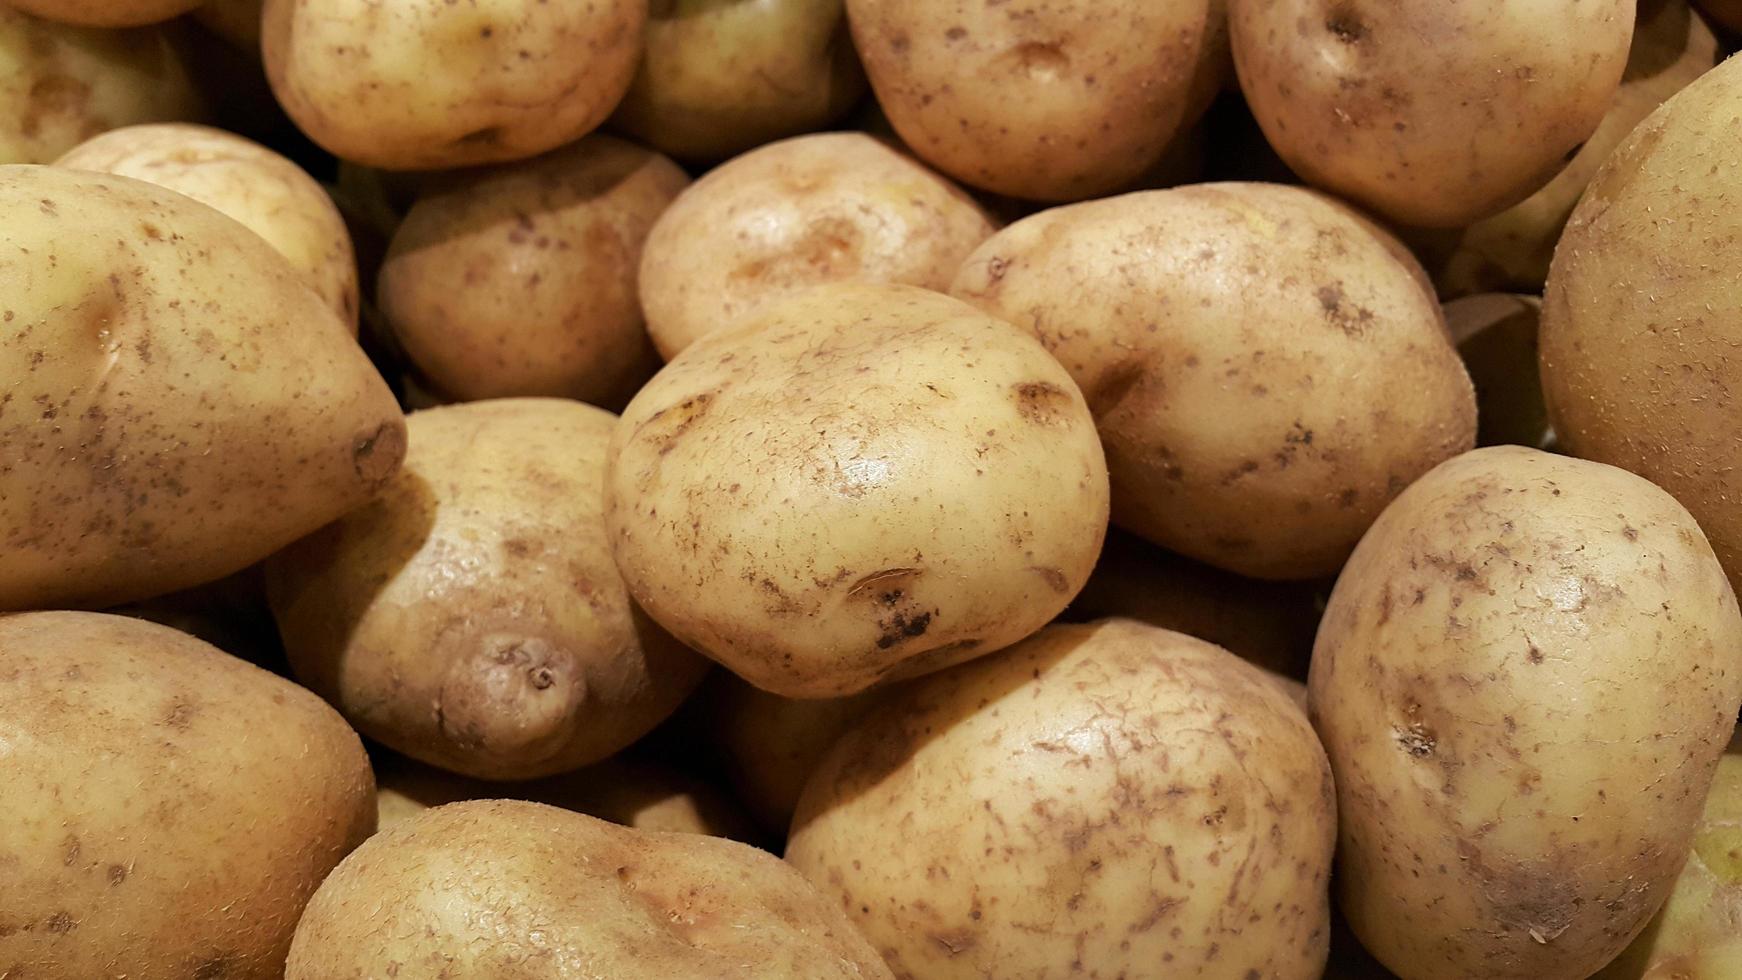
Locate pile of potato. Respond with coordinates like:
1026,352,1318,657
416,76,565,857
3,1,1741,977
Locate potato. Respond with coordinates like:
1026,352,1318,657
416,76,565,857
378,135,688,406
1442,294,1553,450
195,0,261,51
0,612,375,979
845,0,1228,202
951,182,1475,580
261,0,644,170
611,0,866,162
56,122,359,332
786,619,1337,979
1694,0,1742,31
1309,446,1742,980
4,0,200,28
607,283,1109,698
286,799,896,979
1228,0,1632,228
1541,54,1742,596
639,132,994,359
0,166,404,612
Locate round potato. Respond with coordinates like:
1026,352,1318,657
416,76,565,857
607,283,1109,698
286,799,896,979
0,612,375,979
1310,447,1742,980
952,182,1475,580
4,0,199,28
787,618,1337,979
1442,294,1552,450
378,135,688,406
638,132,995,358
1229,0,1632,228
268,399,709,781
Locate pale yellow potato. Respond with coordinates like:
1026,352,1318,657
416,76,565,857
0,612,375,979
262,0,644,170
1695,0,1742,31
286,799,896,979
845,0,1228,202
1442,294,1552,450
638,132,995,358
5,0,200,27
607,283,1109,698
0,166,404,612
1229,0,1632,228
379,135,688,406
1310,446,1742,980
787,619,1337,979
952,182,1475,580
195,0,261,50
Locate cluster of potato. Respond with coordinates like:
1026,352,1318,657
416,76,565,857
2,1,1741,978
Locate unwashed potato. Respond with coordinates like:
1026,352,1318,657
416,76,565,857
286,799,897,979
0,165,404,612
1229,0,1633,227
1310,446,1742,980
1694,0,1742,31
262,0,644,170
1442,294,1552,450
845,0,1228,202
0,612,375,979
195,0,261,51
952,182,1475,580
378,135,688,406
4,0,200,28
607,283,1110,698
787,619,1337,979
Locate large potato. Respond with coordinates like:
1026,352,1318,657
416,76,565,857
1229,0,1632,227
0,166,405,612
952,182,1475,580
0,612,375,979
638,132,995,358
285,799,896,979
4,0,199,28
1442,294,1552,450
787,619,1337,979
1310,447,1742,980
607,283,1109,698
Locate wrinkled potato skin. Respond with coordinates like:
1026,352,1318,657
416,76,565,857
639,132,995,358
0,612,376,979
286,800,896,979
952,183,1475,580
261,0,644,170
787,619,1337,980
0,166,405,612
1310,447,1742,980
1229,0,1632,228
57,123,360,331
846,0,1227,202
268,399,709,781
5,0,200,28
379,135,688,406
608,283,1109,698
1442,294,1552,450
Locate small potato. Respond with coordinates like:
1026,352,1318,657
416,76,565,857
286,799,896,979
638,132,995,358
1310,447,1742,980
378,135,688,406
1442,294,1552,450
606,283,1109,698
4,0,199,28
787,619,1337,980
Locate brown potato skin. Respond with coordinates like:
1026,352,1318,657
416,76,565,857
0,612,376,979
1310,447,1742,980
5,0,199,27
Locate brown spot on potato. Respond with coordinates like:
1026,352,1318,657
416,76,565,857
931,929,977,955
641,391,716,456
848,567,922,599
876,610,933,649
43,911,75,934
163,698,197,729
1013,380,1072,426
1394,723,1435,757
1325,6,1368,43
107,863,128,885
1031,566,1070,593
193,954,235,979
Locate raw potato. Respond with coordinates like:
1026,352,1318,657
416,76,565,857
0,166,405,612
952,182,1475,580
787,619,1337,980
378,135,688,405
57,122,360,332
262,0,644,170
845,0,1228,202
607,283,1109,698
638,132,996,358
1442,294,1552,450
0,612,375,979
4,0,200,28
1228,0,1632,227
286,799,897,979
1309,447,1742,980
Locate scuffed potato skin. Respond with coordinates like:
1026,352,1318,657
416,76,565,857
5,0,200,28
1310,447,1742,980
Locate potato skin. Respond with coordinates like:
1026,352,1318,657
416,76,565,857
786,619,1337,980
286,799,896,979
4,0,199,28
0,612,375,979
1309,447,1742,980
607,283,1109,698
